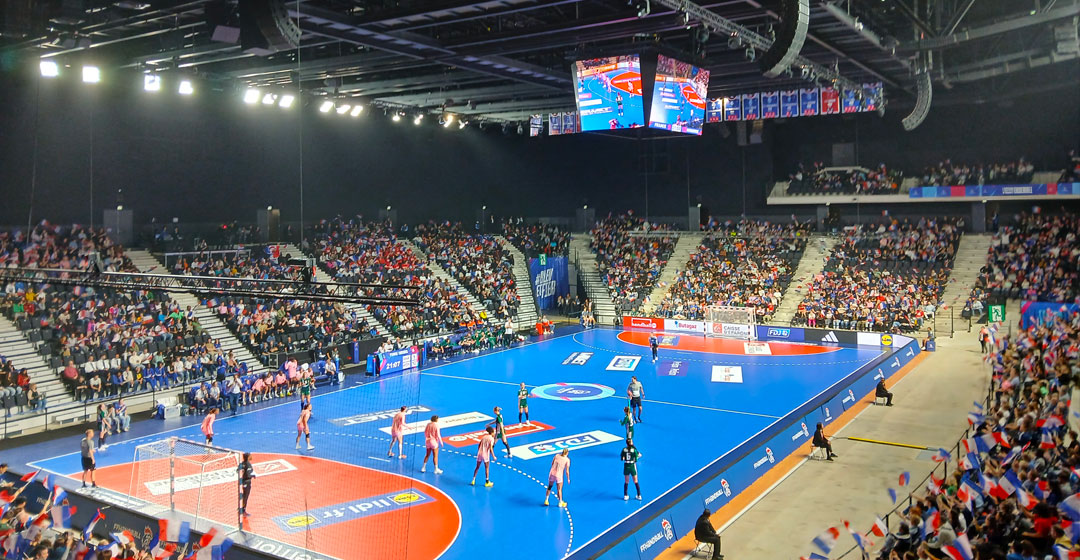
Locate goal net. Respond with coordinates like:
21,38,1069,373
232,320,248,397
129,437,242,531
705,305,757,340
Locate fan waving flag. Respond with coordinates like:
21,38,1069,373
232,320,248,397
811,526,841,555
1042,430,1057,449
843,520,871,551
899,471,911,487
943,534,975,560
1017,488,1037,510
83,508,105,541
887,487,898,504
1054,544,1080,559
869,516,888,538
932,448,952,463
19,470,39,482
959,452,980,471
799,554,828,560
160,519,191,544
50,505,75,529
1059,493,1080,521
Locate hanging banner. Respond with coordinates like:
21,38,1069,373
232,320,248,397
528,256,569,310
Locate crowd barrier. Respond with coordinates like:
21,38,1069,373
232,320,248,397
909,182,1080,198
569,319,920,560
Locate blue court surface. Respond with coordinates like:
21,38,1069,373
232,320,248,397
8,327,886,560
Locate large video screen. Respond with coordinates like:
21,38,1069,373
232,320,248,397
572,55,645,131
648,55,710,135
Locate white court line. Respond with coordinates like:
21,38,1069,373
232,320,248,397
27,379,376,473
367,456,391,463
422,370,781,419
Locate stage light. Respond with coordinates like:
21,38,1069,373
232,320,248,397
392,112,401,122
244,88,260,104
442,114,454,127
144,74,161,91
178,80,194,95
458,120,467,129
336,104,351,115
82,65,100,83
39,60,59,78
349,105,363,117
319,101,334,113
279,94,295,108
413,114,423,125
261,93,277,105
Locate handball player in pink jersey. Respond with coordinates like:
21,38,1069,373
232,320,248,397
421,415,444,474
544,448,571,507
471,426,496,487
295,403,314,450
201,408,218,445
387,406,408,458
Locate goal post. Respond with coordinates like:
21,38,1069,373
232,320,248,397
705,305,757,340
129,437,242,531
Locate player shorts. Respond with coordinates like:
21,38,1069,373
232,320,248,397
496,429,505,439
81,456,95,471
426,441,440,450
301,387,311,396
623,463,638,477
518,399,528,409
548,475,562,485
630,397,642,408
477,457,490,464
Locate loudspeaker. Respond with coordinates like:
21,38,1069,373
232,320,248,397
759,0,809,78
901,72,933,131
240,0,301,54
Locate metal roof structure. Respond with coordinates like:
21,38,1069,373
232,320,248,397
1,0,1076,123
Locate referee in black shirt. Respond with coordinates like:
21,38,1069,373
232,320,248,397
239,452,255,518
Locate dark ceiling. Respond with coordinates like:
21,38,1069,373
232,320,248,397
1,0,1077,123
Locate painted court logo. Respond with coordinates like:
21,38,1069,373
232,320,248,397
562,352,593,365
606,356,641,372
330,405,432,427
144,459,296,496
531,383,615,401
272,490,433,534
509,430,622,459
446,421,554,448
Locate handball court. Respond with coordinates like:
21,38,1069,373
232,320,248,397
10,326,887,560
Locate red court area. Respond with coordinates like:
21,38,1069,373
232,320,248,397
611,71,642,95
617,331,840,355
86,454,460,560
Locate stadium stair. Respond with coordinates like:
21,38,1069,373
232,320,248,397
0,316,76,414
937,233,993,336
641,232,705,315
771,234,839,325
125,249,269,377
493,236,540,330
399,240,491,324
569,233,619,325
279,244,393,340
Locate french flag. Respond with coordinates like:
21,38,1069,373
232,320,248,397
83,508,105,541
1042,430,1057,449
869,516,888,538
921,509,940,539
960,437,978,455
1034,480,1051,500
19,470,39,482
111,531,137,547
1059,493,1080,521
943,534,975,560
967,412,985,426
899,472,911,487
1002,443,1027,466
887,488,898,504
811,526,841,555
53,486,68,505
1017,488,1037,510
799,554,828,560
1055,544,1080,559
959,452,980,471
932,448,952,463
160,519,191,544
51,505,75,529
957,481,978,510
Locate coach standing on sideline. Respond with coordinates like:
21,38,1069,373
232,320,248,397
81,429,97,488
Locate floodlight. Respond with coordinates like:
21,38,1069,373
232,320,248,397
458,120,467,129
261,93,277,105
243,89,260,104
40,60,59,77
350,105,363,117
413,114,423,125
392,112,401,122
336,104,351,114
144,74,161,91
178,80,194,95
82,65,100,83
319,101,334,113
279,94,295,108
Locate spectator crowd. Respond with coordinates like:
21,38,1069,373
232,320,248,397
591,212,677,314
787,162,903,195
655,219,810,321
792,217,961,332
414,221,520,321
920,158,1035,187
501,218,570,256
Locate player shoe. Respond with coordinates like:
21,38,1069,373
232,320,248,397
623,495,629,501
295,444,301,450
470,479,476,486
559,501,567,508
636,495,642,501
434,469,444,474
484,481,494,488
307,445,315,450
421,466,426,473
399,454,406,459
544,499,549,506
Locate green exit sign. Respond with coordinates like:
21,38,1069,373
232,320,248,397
539,253,547,266
988,304,1005,322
